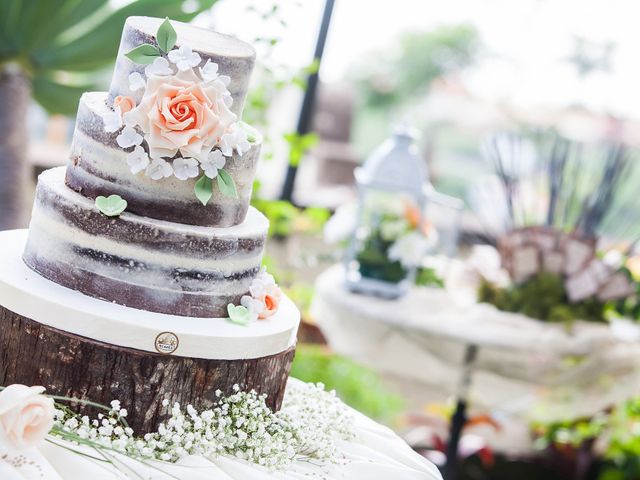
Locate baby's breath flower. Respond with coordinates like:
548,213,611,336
50,382,354,471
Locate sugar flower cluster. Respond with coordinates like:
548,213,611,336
51,382,355,471
100,19,257,203
324,197,438,268
227,268,283,325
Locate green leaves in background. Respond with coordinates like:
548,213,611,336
283,132,319,167
156,17,177,53
251,196,329,238
217,169,238,199
32,74,94,116
125,44,160,64
290,344,403,422
0,0,218,115
194,175,213,206
95,194,127,217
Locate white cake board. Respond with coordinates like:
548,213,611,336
0,229,299,360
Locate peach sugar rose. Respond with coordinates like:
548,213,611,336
259,286,282,319
0,385,55,451
125,69,237,161
114,95,136,114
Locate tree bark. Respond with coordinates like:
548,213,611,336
0,305,296,433
0,66,30,230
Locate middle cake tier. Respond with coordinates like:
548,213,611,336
66,92,262,227
23,167,268,318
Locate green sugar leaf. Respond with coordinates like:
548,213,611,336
95,195,127,217
227,304,252,325
125,44,161,64
156,17,177,53
217,169,238,199
194,174,213,206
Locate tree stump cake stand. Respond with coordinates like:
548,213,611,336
0,230,299,433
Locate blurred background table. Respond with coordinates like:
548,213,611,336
312,264,640,454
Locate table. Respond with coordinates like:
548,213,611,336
0,379,441,480
312,265,640,454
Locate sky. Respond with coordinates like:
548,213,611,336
206,0,640,119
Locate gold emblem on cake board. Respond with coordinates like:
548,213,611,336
154,331,179,354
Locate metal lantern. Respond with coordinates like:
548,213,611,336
343,126,462,299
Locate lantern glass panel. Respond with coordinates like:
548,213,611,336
348,190,424,286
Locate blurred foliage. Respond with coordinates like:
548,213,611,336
351,25,480,110
608,265,640,321
251,192,329,239
283,283,315,320
478,272,607,324
283,131,319,167
348,24,482,173
239,2,320,167
356,231,407,283
290,344,403,422
0,0,218,115
535,397,640,480
415,267,445,288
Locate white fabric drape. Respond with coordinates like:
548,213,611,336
312,265,640,453
0,379,441,480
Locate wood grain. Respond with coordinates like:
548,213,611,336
0,305,295,433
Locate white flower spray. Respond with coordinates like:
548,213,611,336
51,382,355,471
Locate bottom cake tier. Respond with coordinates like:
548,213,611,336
23,167,269,318
0,229,299,433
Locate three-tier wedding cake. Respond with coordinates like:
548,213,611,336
0,17,299,433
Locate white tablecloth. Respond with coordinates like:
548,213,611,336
312,265,640,452
0,378,441,480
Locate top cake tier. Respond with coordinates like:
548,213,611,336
109,17,255,116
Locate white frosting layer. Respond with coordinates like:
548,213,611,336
1,230,299,359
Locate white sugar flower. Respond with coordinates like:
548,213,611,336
240,295,262,322
126,146,149,174
172,157,199,180
199,149,226,179
146,158,173,180
122,111,137,128
388,231,436,268
168,44,201,71
116,125,143,148
144,57,173,76
102,105,123,133
249,268,277,298
199,59,219,81
128,72,146,92
222,91,233,108
219,124,251,157
380,218,410,241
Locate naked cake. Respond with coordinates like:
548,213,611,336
0,17,299,433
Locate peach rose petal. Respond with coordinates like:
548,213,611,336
125,68,238,162
0,384,55,451
113,95,136,114
259,292,280,319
